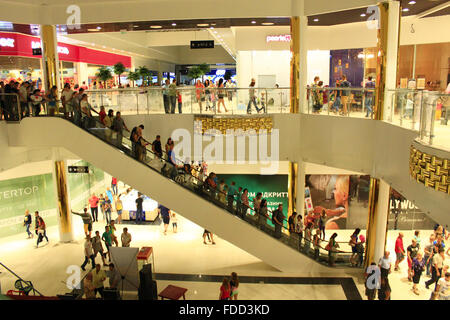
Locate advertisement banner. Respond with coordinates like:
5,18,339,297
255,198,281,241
0,173,57,238
305,174,370,230
218,174,289,227
388,188,437,230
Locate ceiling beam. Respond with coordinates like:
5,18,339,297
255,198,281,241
416,0,450,18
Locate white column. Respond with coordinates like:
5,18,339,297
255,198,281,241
75,62,89,86
296,161,306,216
373,179,390,263
383,0,400,121
299,17,308,114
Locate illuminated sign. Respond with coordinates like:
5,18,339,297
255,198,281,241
0,38,15,47
31,41,69,55
191,40,214,49
266,34,291,43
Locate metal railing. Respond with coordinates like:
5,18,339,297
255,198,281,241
304,87,377,119
85,87,291,115
386,89,450,151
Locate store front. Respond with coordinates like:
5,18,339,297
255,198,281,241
0,32,132,88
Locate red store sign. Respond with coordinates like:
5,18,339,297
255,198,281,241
0,32,131,68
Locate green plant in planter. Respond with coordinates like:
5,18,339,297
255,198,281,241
113,62,126,87
96,66,113,88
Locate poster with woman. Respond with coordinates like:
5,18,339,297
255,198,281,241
306,175,349,230
305,174,371,230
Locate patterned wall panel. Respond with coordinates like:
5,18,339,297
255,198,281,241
409,145,450,194
194,116,273,135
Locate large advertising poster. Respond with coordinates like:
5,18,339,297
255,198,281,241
305,174,370,230
0,174,57,238
388,188,437,230
218,174,289,228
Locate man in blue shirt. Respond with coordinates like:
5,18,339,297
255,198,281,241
135,192,144,224
158,204,171,235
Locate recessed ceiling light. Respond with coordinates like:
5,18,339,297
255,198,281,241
251,21,256,24
96,26,101,30
150,25,162,29
313,18,319,22
197,23,209,27
171,23,176,26
360,13,366,17
402,8,409,12
408,1,416,4
133,25,139,28
262,22,274,25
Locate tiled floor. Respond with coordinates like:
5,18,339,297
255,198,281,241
0,208,445,300
0,213,359,300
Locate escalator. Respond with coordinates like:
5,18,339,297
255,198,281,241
7,116,356,273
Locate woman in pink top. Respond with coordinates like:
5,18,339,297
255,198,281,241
195,80,205,112
89,193,99,222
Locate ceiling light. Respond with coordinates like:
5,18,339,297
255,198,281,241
150,25,162,28
197,23,209,27
313,18,319,22
262,22,274,25
408,1,416,4
171,23,176,26
96,26,101,30
251,21,256,24
402,8,409,12
133,25,139,28
360,13,366,17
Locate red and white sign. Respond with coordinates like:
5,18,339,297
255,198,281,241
266,34,291,43
0,32,131,68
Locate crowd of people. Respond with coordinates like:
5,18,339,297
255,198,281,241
308,75,375,117
365,226,449,300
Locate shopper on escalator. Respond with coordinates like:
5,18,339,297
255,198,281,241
80,94,93,128
272,203,285,239
112,111,130,149
152,135,162,158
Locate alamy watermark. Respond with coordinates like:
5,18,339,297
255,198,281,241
66,4,81,30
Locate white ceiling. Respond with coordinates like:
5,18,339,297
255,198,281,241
61,29,236,65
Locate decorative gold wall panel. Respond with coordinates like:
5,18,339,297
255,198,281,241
409,146,450,194
194,116,273,135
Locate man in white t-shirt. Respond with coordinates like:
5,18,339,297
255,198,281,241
378,250,392,279
81,234,95,271
436,272,449,300
61,83,74,118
